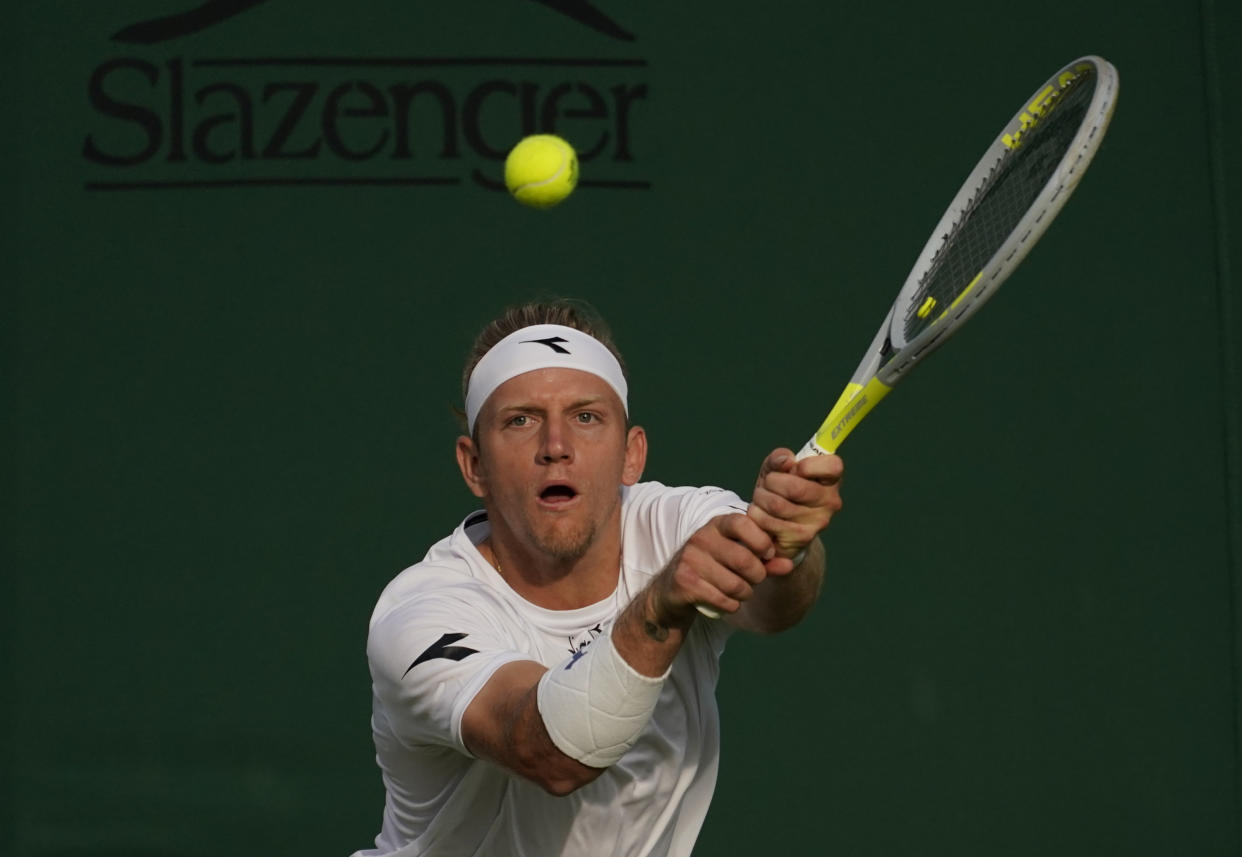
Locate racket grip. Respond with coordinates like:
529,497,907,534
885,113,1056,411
796,436,831,460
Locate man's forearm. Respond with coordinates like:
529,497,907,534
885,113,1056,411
732,537,825,633
610,583,693,677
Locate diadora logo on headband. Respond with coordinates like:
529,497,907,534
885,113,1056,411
465,323,627,433
522,336,572,354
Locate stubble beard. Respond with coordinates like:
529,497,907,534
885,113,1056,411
499,484,623,567
525,490,621,564
531,517,598,563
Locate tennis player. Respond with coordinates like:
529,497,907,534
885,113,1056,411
352,300,843,857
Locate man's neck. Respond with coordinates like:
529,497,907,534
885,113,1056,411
480,526,622,611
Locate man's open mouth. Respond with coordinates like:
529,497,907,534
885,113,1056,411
539,484,578,502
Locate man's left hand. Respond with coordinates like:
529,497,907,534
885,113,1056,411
747,447,843,566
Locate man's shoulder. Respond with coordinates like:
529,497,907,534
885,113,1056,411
373,560,499,621
622,480,748,520
369,517,505,628
365,565,522,677
619,481,748,574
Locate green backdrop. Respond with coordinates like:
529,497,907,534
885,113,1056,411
8,0,1240,855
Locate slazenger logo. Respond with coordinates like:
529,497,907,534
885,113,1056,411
110,0,636,44
84,2,649,191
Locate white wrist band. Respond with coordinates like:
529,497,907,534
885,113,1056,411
536,629,667,768
791,547,808,566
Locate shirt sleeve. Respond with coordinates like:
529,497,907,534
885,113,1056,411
367,583,532,755
619,483,750,648
676,484,750,536
623,482,750,567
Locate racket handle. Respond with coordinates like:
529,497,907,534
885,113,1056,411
796,436,830,460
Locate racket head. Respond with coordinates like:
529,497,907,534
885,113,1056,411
880,55,1120,384
800,55,1119,459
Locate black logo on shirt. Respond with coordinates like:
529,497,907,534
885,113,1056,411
522,336,572,354
404,632,479,677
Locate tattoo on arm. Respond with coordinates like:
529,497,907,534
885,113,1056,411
643,619,670,642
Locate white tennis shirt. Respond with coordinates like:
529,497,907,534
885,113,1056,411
352,481,747,857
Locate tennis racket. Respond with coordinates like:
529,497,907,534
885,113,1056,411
701,55,1119,619
797,54,1119,460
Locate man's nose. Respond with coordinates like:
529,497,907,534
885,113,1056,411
538,421,573,462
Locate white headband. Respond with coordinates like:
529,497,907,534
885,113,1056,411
465,324,628,433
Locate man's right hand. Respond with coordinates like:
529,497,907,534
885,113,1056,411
652,513,783,621
609,512,779,680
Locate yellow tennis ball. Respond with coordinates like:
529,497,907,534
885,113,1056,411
504,134,578,208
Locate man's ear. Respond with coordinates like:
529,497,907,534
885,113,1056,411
456,435,488,499
622,425,647,486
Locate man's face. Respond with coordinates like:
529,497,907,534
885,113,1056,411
457,367,645,563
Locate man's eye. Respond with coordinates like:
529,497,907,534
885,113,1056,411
508,415,530,427
575,412,597,423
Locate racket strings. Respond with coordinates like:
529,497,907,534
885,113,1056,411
902,70,1097,341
